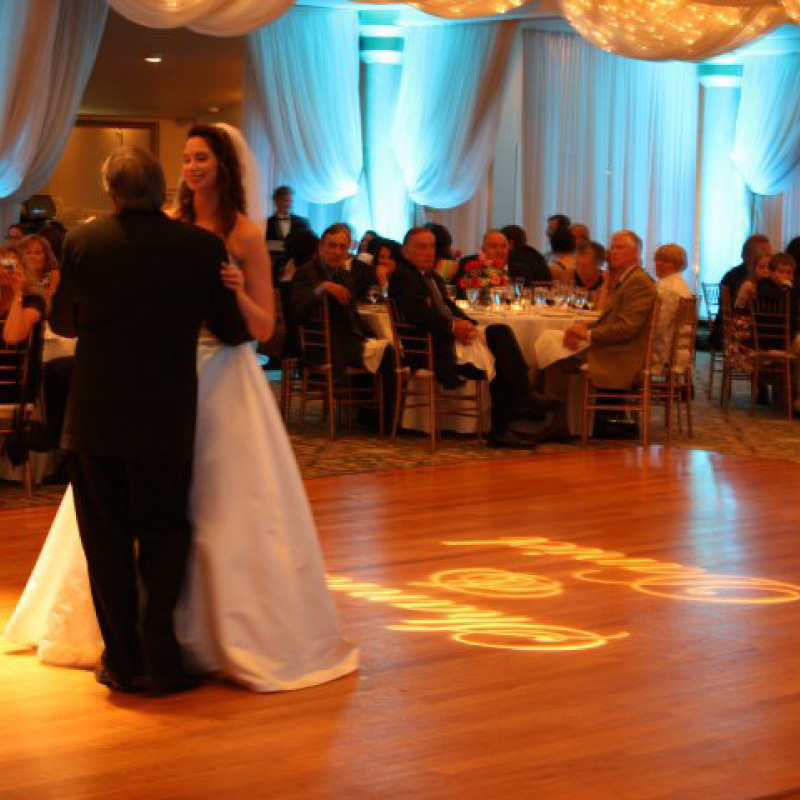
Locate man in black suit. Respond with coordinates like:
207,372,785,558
389,227,542,449
50,146,246,696
266,186,309,281
502,225,551,285
289,223,393,425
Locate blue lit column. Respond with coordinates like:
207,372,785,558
359,12,411,240
698,64,750,287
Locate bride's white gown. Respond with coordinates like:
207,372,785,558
4,339,359,692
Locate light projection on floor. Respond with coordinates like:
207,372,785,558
443,537,800,605
411,568,563,599
326,574,627,653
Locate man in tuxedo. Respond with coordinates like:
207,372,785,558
501,225,551,285
389,227,543,449
266,186,309,281
50,146,246,695
290,223,393,425
537,230,656,441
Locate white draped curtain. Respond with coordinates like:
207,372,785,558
732,54,800,196
392,20,517,210
522,30,699,276
0,0,107,233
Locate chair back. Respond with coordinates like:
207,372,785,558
640,295,662,380
297,295,332,368
719,285,737,349
668,296,698,373
387,299,434,372
700,282,720,321
750,292,791,352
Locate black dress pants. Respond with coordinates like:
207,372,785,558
484,323,532,434
68,452,193,685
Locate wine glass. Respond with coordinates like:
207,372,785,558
467,287,480,309
367,285,381,304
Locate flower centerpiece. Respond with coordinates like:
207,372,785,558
457,257,508,305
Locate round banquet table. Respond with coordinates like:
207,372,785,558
359,305,599,435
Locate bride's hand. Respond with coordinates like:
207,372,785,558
221,262,246,293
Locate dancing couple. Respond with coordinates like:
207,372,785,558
4,124,358,695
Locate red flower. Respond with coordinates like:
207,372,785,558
466,260,481,273
501,275,508,286
490,274,500,285
471,277,482,288
457,277,467,289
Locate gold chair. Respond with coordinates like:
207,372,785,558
749,293,796,419
580,296,661,447
387,300,485,454
297,296,384,439
0,335,36,497
651,296,698,440
700,281,723,400
719,285,755,410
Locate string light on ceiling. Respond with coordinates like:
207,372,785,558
558,0,791,61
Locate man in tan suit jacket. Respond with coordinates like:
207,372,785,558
537,230,656,441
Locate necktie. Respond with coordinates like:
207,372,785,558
424,273,453,321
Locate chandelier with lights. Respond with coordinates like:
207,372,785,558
558,1,800,61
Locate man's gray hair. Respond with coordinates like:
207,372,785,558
101,145,166,212
613,229,643,262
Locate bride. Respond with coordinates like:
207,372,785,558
4,124,359,693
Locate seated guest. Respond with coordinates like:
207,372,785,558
266,186,309,281
734,252,771,308
652,243,693,370
453,230,513,296
350,238,402,303
501,225,551,285
546,214,571,260
389,227,545,449
574,240,606,292
282,229,319,283
20,234,60,308
5,224,24,246
711,233,771,347
536,230,656,441
547,226,577,284
426,222,459,282
571,223,591,249
0,246,46,402
356,230,378,260
754,252,800,342
290,223,392,388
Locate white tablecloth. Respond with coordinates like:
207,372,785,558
359,306,598,434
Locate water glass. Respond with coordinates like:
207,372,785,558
573,288,588,310
534,287,548,307
467,287,480,309
490,287,503,312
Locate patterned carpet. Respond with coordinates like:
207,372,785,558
2,351,798,510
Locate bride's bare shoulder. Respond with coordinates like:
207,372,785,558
232,213,264,247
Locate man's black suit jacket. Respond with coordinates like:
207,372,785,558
50,210,247,461
388,260,474,386
289,257,373,376
266,213,309,243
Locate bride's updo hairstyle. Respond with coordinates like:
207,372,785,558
179,123,246,238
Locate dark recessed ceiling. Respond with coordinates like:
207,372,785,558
80,9,244,119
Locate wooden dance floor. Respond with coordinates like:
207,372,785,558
2,448,800,799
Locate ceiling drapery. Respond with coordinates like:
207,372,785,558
106,0,292,36
557,1,797,61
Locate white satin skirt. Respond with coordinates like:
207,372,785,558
4,342,359,692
